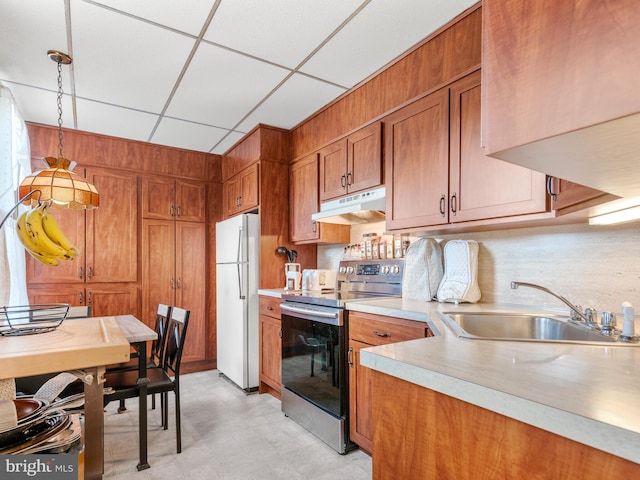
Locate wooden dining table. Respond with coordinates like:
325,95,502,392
0,314,156,480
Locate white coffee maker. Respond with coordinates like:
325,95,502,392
284,263,301,291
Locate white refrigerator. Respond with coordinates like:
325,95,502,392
215,213,260,391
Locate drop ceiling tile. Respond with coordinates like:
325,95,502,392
204,0,363,69
165,42,289,129
0,0,69,92
152,117,229,152
237,73,346,132
211,130,246,155
300,0,478,88
75,98,158,142
6,83,74,129
87,0,217,36
70,0,195,113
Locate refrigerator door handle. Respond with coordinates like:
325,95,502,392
237,262,246,300
236,226,243,263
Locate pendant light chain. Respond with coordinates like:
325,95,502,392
56,58,64,159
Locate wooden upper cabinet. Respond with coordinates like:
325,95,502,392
26,167,138,284
449,71,547,223
141,176,205,222
175,180,206,222
85,168,138,283
319,122,382,202
290,153,320,242
549,178,618,216
482,0,640,197
224,163,259,218
290,153,350,244
384,88,450,231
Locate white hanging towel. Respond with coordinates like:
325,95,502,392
437,239,481,304
402,238,443,301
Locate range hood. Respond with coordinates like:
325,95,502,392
312,186,386,225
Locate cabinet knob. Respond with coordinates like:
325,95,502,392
450,192,457,215
347,346,354,367
87,266,93,279
439,195,446,217
346,172,353,186
177,206,181,217
79,266,83,280
340,174,347,189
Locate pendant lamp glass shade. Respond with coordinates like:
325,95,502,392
17,50,100,210
19,157,100,209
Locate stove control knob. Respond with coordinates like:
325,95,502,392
391,265,400,275
339,266,346,274
381,265,390,275
347,266,355,274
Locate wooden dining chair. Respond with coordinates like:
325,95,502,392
103,307,190,453
105,304,172,412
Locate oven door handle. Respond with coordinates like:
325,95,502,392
280,304,339,319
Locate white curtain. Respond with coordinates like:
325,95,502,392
0,84,31,307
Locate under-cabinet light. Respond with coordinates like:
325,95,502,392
589,205,640,225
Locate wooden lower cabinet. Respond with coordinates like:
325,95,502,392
27,283,138,318
348,312,430,454
258,295,282,398
370,371,638,479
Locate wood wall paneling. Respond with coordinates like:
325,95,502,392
289,5,481,159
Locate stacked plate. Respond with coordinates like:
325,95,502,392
0,398,82,454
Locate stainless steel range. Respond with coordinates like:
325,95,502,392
280,259,404,453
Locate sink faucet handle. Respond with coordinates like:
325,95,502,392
570,305,583,322
583,307,598,327
600,312,616,335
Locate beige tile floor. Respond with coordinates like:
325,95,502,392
103,370,372,479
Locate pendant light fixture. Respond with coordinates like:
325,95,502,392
18,50,99,210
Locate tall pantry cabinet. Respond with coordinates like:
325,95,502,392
140,176,207,364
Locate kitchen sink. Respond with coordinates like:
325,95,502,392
438,312,636,345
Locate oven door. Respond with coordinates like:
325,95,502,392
280,302,346,418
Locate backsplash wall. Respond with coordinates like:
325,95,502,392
317,221,640,315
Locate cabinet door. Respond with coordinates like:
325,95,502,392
223,176,241,217
450,71,547,223
349,339,374,454
141,176,174,220
176,180,206,222
141,219,175,328
87,283,138,318
290,153,320,242
26,208,85,284
175,221,206,363
385,89,450,230
347,122,382,195
259,313,282,397
28,284,83,306
319,140,347,201
85,168,138,283
239,163,259,212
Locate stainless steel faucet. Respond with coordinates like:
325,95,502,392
510,281,595,325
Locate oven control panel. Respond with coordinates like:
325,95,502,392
338,259,404,284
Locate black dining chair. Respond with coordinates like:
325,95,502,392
103,307,190,453
105,304,172,412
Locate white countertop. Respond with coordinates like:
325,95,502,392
258,288,287,298
350,298,640,464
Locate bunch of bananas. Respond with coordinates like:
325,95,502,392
16,203,80,266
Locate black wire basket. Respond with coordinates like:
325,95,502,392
0,304,69,336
